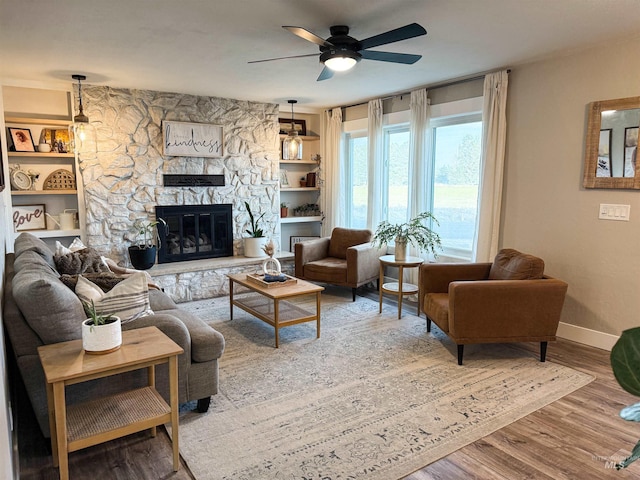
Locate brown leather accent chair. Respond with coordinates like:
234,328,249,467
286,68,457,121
295,227,386,301
419,249,568,365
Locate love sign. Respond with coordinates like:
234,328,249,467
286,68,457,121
13,204,46,231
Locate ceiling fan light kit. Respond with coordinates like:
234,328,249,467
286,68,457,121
250,23,426,81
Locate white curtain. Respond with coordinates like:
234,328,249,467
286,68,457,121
406,88,431,285
322,107,343,236
366,98,384,231
473,70,509,261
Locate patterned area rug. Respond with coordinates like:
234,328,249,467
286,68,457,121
176,288,593,480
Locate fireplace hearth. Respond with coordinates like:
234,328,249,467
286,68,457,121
155,204,233,263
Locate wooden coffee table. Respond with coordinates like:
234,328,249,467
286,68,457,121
228,273,324,347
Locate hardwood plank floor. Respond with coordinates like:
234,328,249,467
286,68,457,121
13,293,640,479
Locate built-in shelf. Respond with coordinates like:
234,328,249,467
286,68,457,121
280,187,320,192
13,229,82,239
4,116,72,126
11,189,77,195
8,152,75,158
279,159,319,165
280,216,323,224
278,134,320,141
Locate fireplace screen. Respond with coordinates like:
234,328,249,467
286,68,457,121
155,204,233,263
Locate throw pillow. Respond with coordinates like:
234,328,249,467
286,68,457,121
488,248,545,280
54,248,110,275
55,237,86,256
75,272,153,323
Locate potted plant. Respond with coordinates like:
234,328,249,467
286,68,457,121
81,300,121,354
128,218,163,270
299,176,307,187
372,211,442,261
610,327,640,469
280,202,288,218
244,201,268,258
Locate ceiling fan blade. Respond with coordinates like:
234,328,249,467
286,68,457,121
317,66,334,81
283,26,333,47
359,23,426,50
359,50,422,65
248,53,318,64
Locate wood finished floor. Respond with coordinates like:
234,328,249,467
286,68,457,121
13,295,640,479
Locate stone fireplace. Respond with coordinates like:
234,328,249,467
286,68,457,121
77,85,281,268
155,204,233,263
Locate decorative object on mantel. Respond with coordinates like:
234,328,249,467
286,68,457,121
243,201,268,258
282,99,303,160
43,169,76,190
69,74,97,156
372,211,441,261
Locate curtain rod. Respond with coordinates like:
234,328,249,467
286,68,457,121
328,67,511,111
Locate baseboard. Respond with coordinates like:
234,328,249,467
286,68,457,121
556,322,619,351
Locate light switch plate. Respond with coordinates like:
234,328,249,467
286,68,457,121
599,204,630,221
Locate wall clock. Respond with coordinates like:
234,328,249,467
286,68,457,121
9,165,32,191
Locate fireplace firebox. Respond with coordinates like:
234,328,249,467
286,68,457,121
155,204,233,263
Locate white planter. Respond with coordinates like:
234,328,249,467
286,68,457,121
82,316,122,354
244,237,268,258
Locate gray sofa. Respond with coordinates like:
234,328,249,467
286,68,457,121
3,232,225,438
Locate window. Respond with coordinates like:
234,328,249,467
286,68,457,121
344,133,368,229
342,97,483,260
431,116,482,257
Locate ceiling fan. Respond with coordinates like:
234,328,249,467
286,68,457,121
249,23,427,81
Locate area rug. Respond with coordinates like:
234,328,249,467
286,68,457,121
175,288,593,480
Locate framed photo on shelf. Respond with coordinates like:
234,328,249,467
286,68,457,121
278,118,306,136
290,236,320,252
8,127,36,152
279,171,289,187
12,204,47,232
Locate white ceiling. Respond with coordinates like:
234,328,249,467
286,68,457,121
1,0,639,110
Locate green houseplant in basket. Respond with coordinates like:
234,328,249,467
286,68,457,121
372,211,441,261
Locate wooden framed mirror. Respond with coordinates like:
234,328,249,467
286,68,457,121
583,96,640,189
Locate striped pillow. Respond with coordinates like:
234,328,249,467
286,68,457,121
76,272,153,323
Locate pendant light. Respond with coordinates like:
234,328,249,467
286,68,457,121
68,74,97,157
282,99,302,160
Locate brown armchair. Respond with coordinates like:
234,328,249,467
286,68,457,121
295,227,386,301
419,249,568,365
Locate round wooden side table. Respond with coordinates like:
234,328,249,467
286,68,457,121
379,254,424,319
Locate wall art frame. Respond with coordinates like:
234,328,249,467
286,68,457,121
278,118,306,136
162,120,224,158
290,235,320,252
8,127,36,152
13,204,47,231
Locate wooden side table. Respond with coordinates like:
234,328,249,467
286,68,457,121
37,326,183,480
379,254,424,319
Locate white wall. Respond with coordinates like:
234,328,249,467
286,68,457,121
503,34,640,345
0,86,17,479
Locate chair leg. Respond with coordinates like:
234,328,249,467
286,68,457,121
426,317,431,332
457,344,464,365
540,341,548,362
352,288,356,302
